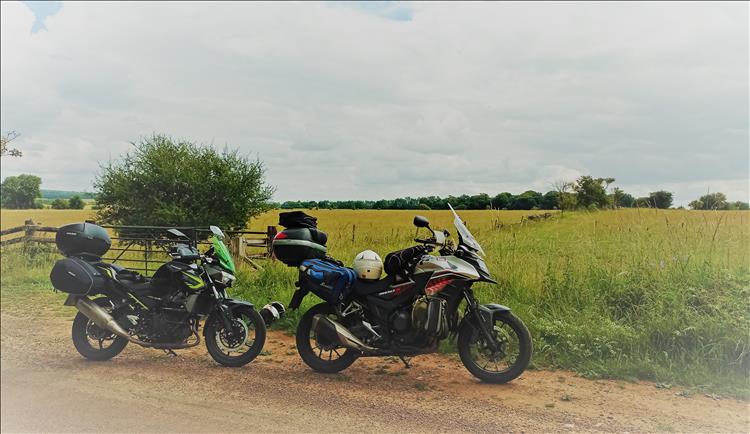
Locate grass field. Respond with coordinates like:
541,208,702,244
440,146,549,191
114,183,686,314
1,208,748,397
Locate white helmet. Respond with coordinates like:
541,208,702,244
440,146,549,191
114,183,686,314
353,250,383,280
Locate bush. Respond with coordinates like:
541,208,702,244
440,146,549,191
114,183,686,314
50,199,68,209
94,134,275,229
68,195,85,209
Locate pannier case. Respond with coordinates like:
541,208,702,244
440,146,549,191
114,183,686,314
50,257,108,295
55,222,111,258
272,228,327,266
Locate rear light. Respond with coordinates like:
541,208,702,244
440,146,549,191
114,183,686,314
425,276,453,295
274,232,288,240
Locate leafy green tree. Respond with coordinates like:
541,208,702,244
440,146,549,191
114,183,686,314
467,193,491,210
51,198,68,209
540,191,559,209
689,192,728,210
648,191,673,209
511,190,542,210
95,135,274,229
68,195,85,209
612,188,635,208
491,192,514,210
0,174,41,209
573,176,611,209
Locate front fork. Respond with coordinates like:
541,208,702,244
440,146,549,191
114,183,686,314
211,286,236,332
463,290,501,352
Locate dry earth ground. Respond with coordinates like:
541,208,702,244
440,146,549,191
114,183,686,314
1,309,748,433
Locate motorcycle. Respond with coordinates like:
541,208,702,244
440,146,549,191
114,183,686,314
50,222,273,367
287,205,532,383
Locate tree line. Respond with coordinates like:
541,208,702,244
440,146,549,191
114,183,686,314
280,176,749,211
1,134,748,216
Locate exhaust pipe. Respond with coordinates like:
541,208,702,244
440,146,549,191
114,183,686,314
311,314,375,352
75,297,150,346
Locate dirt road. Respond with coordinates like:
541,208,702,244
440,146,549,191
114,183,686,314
1,312,748,433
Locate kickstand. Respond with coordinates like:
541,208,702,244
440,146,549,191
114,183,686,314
164,349,178,357
399,355,412,368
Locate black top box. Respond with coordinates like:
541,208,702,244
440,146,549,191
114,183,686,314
55,222,112,259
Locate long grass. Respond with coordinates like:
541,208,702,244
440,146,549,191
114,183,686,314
1,208,748,397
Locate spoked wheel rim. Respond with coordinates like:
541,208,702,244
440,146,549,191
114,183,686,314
214,313,257,357
85,321,118,351
84,300,118,351
308,314,347,362
468,321,521,375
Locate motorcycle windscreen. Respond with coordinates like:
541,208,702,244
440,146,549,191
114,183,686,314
212,236,236,273
448,203,486,256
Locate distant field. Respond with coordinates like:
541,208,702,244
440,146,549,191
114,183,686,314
1,207,748,397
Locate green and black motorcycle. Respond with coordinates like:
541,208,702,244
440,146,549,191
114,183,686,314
50,223,275,367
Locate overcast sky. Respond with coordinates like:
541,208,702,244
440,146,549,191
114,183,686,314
1,1,748,205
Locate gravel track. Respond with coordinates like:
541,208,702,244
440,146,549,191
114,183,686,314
1,311,748,433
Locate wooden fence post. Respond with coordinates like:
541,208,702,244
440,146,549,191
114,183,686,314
24,219,35,253
267,226,277,259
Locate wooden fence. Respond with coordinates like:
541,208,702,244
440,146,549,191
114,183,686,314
0,219,277,274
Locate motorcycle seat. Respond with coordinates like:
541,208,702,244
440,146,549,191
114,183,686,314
115,276,154,295
352,275,394,296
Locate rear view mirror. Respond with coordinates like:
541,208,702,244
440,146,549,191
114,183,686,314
166,229,189,240
413,216,430,228
210,225,225,240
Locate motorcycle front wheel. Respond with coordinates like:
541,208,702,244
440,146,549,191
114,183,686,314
457,312,532,383
205,306,266,367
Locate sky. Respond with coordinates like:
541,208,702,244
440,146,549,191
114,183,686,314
1,1,748,205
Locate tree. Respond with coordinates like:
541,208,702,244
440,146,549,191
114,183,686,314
612,188,635,208
733,201,749,210
492,192,514,210
1,174,41,209
573,176,611,209
510,190,542,210
540,190,559,209
68,195,85,210
648,191,673,209
689,192,728,210
51,198,68,209
552,180,576,212
94,135,275,229
0,131,22,157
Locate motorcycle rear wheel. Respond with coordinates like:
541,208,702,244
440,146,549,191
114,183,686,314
71,297,129,361
296,303,358,373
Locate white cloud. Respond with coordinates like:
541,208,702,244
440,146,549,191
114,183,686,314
1,1,747,203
